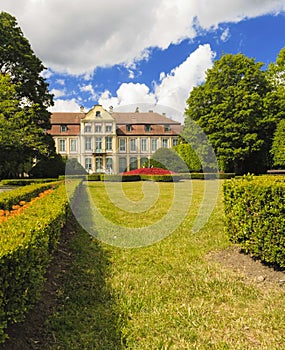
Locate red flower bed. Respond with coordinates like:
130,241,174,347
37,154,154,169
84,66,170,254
123,167,174,175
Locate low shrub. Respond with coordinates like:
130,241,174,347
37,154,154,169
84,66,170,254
223,175,285,267
1,178,57,186
87,174,101,181
0,180,80,343
140,174,177,182
0,182,59,211
100,174,141,182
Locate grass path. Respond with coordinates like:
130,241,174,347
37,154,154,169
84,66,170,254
36,181,285,349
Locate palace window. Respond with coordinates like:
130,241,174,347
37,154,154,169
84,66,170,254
141,138,148,152
130,138,137,152
84,123,92,133
58,139,66,152
126,124,132,132
119,138,126,152
106,123,112,133
151,138,158,152
85,157,92,171
95,123,102,133
162,138,168,148
85,137,92,151
105,137,112,151
164,124,170,132
70,139,77,152
60,125,67,132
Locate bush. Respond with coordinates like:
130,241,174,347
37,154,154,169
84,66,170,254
0,181,80,343
1,178,57,186
140,174,177,182
29,154,66,178
223,175,285,267
100,174,141,182
0,182,59,210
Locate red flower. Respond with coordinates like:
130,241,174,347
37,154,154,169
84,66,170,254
123,167,175,175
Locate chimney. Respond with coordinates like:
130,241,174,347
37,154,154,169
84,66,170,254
135,106,139,113
80,106,85,113
109,106,114,113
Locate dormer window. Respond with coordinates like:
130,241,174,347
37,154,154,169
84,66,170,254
96,111,101,118
164,124,170,132
145,124,151,132
61,124,67,132
126,124,132,132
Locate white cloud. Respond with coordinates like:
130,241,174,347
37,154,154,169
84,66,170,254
2,0,285,74
51,88,65,98
79,84,97,100
221,27,230,42
56,79,65,86
156,44,214,110
99,44,214,121
99,82,156,108
49,98,81,112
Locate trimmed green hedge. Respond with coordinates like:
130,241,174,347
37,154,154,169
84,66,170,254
0,181,80,343
99,174,141,182
86,173,235,182
0,182,59,211
223,175,285,267
1,178,58,186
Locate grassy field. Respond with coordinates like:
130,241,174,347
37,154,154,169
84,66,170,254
46,180,285,349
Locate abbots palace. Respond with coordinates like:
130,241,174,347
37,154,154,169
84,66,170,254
49,105,182,174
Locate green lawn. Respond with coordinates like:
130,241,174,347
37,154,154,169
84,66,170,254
46,180,285,349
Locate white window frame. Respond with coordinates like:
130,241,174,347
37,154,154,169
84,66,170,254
85,157,92,171
151,138,158,152
141,138,148,152
84,123,92,133
95,137,102,152
58,139,66,152
70,139,77,153
162,138,168,148
119,138,126,152
105,123,112,133
105,136,112,151
130,138,137,152
95,123,102,133
85,137,92,151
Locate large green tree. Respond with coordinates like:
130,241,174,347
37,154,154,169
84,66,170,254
0,74,54,178
184,53,272,174
270,119,285,168
0,12,54,178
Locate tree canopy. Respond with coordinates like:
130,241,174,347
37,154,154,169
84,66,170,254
0,12,54,178
184,53,273,174
270,119,285,168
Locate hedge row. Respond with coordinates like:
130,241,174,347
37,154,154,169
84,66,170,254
0,180,80,343
86,173,235,182
223,175,285,267
1,178,58,186
0,182,60,211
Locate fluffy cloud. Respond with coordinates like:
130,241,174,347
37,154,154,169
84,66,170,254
99,44,214,120
49,98,81,112
2,0,285,74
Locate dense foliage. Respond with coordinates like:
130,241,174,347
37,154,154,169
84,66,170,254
144,148,188,173
184,53,280,174
270,119,285,168
0,181,80,342
224,175,285,267
0,12,54,179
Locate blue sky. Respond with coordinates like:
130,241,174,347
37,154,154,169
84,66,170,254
1,1,285,122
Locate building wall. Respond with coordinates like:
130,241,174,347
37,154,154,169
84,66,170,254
49,105,181,174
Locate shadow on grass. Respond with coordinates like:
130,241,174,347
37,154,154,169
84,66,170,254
46,183,124,349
